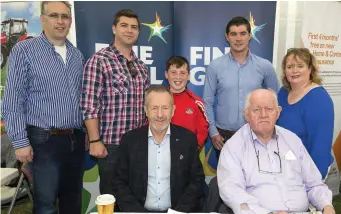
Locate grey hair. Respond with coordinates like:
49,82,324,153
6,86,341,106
244,89,279,110
144,85,174,106
41,1,72,15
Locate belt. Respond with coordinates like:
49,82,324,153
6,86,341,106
217,127,236,136
27,125,78,135
49,129,75,135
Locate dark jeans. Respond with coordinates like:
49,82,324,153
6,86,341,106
27,126,85,214
97,144,120,195
214,127,236,160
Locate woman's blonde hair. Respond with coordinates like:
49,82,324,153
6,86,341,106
281,48,322,91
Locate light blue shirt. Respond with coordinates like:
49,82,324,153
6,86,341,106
144,126,171,211
203,52,279,136
217,124,333,214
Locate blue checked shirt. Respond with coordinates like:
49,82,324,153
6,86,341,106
2,33,84,149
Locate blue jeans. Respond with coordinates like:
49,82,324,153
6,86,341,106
27,126,85,214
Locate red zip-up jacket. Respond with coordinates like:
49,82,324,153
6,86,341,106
171,88,209,148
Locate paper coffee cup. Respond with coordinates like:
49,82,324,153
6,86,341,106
95,194,116,214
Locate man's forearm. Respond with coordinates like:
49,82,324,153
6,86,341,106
85,118,100,141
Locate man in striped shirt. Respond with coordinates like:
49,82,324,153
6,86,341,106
2,2,85,214
80,9,150,195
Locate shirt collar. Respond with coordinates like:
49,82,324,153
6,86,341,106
248,123,279,142
148,125,171,138
168,86,188,96
228,50,253,63
40,31,73,49
109,41,138,61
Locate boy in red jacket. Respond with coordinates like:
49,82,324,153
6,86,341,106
165,56,209,149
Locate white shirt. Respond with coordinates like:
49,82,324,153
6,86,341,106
54,44,67,64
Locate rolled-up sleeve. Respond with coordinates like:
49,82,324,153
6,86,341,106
80,55,103,120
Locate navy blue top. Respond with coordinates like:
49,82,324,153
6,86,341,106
277,86,334,178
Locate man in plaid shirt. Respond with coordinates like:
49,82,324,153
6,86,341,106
80,9,150,194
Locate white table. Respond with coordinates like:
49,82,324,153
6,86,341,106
0,168,19,186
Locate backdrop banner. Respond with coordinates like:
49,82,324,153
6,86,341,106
74,1,276,213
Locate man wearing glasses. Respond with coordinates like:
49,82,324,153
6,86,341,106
2,2,85,214
217,89,335,214
80,9,150,195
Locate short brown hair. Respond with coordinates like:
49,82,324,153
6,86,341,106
145,86,173,106
166,56,190,73
41,1,72,15
113,9,141,30
281,48,322,91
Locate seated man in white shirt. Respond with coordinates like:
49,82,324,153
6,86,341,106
217,89,335,214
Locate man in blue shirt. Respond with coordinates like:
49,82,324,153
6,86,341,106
2,2,85,214
203,16,279,160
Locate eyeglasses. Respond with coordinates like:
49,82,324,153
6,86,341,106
44,13,71,20
249,127,282,174
127,61,137,78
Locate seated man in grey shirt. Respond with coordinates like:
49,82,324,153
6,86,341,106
217,89,334,214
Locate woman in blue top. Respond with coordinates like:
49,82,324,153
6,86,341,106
277,48,334,179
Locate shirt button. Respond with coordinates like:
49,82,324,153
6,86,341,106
158,182,160,184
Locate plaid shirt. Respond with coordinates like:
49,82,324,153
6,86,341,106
81,44,150,145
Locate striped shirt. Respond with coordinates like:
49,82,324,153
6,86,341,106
1,33,85,149
80,43,150,145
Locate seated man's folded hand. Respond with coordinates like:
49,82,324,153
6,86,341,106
323,205,335,214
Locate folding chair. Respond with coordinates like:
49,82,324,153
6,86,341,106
7,162,33,214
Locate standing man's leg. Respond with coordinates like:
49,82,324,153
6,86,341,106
58,129,85,214
97,144,120,194
29,126,60,214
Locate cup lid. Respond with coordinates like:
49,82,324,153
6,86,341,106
95,194,116,205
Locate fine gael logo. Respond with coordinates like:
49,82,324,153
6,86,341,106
142,12,171,44
249,11,267,44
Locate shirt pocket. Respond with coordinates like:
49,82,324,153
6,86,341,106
282,159,303,186
111,73,130,94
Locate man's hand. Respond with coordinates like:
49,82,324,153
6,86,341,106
15,146,33,163
323,205,335,214
211,134,225,150
89,142,108,158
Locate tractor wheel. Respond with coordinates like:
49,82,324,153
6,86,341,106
1,45,8,69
